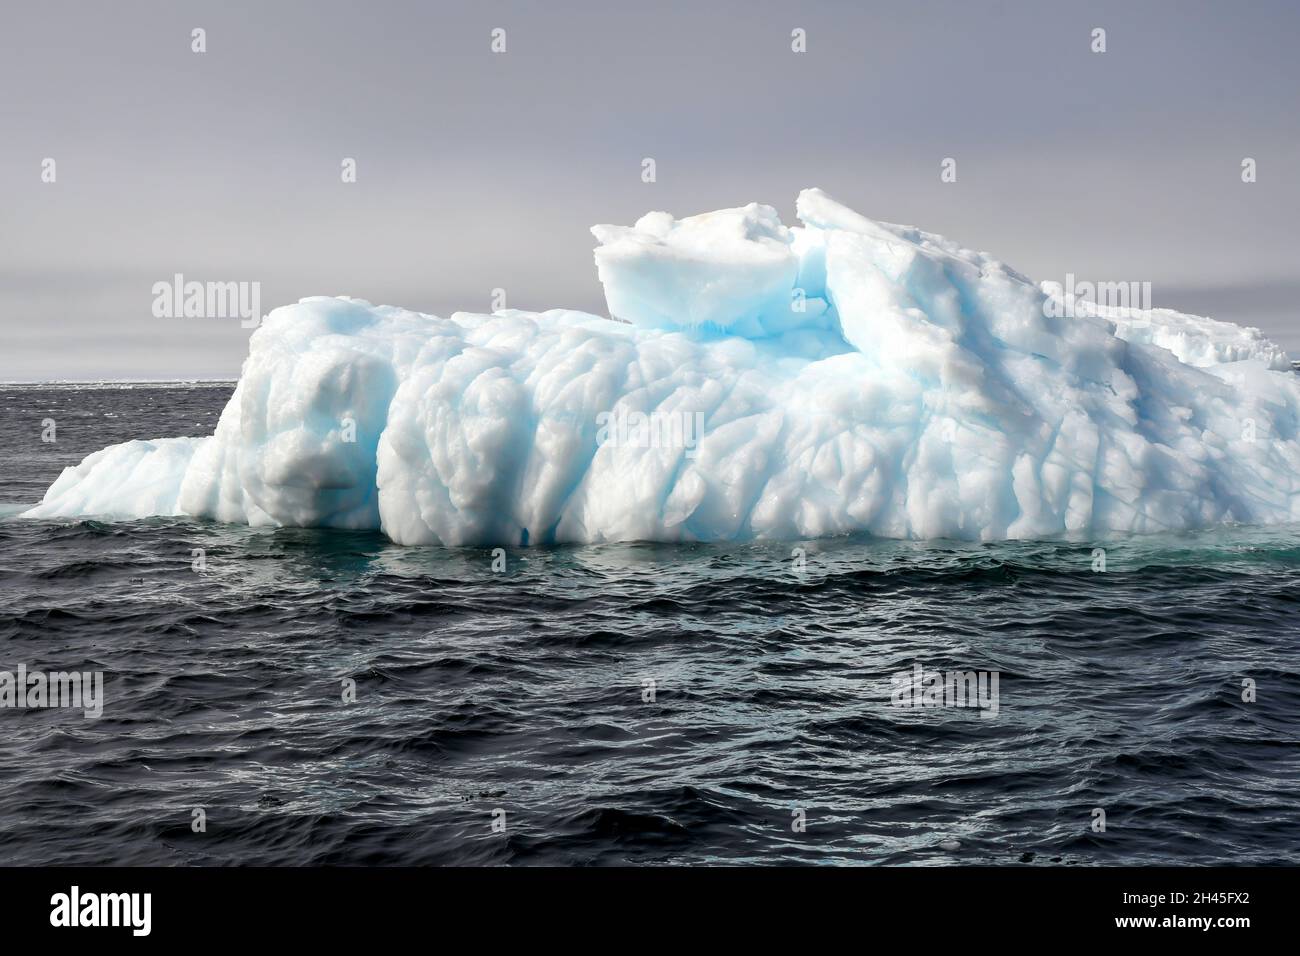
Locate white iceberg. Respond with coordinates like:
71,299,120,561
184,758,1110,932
25,189,1300,545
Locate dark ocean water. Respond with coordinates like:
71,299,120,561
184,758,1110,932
1,383,1298,866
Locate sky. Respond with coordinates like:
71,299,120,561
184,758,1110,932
2,0,1298,380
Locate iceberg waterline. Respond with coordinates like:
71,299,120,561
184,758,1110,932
25,188,1300,545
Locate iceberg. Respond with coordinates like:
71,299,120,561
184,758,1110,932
25,189,1300,545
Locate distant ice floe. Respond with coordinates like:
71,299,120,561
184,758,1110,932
26,189,1300,545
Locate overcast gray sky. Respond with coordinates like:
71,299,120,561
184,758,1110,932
2,0,1298,380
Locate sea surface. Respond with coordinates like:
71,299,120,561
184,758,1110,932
1,383,1298,865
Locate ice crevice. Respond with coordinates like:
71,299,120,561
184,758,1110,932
24,188,1300,545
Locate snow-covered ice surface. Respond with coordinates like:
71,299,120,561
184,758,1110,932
1039,280,1292,371
26,189,1300,545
